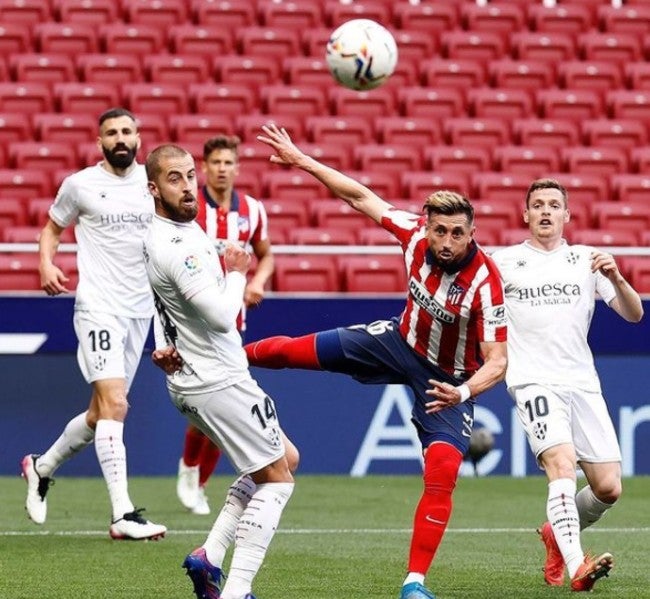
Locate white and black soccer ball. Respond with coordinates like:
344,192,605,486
468,427,495,463
326,19,398,91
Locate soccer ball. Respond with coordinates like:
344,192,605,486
468,427,495,463
326,19,398,91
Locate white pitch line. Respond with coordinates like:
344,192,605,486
1,527,649,537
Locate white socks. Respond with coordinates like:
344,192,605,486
95,419,134,520
220,482,294,599
576,485,613,530
36,411,94,477
547,478,583,577
204,475,257,566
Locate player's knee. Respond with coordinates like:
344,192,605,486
286,445,300,474
592,478,622,505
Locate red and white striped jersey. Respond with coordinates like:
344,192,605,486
382,208,507,378
194,186,270,331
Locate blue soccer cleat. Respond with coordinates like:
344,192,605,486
399,581,437,599
182,547,224,599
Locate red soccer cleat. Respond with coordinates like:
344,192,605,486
570,552,613,592
538,522,565,586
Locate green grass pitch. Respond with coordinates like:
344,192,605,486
0,475,648,598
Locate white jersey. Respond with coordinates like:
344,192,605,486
144,215,250,394
49,163,154,318
491,241,617,392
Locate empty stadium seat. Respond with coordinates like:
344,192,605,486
354,144,422,174
100,23,165,56
571,229,638,247
124,0,189,26
441,31,506,64
399,87,465,119
625,62,650,90
537,89,602,120
299,142,351,171
528,4,593,33
216,54,280,86
546,173,610,204
591,202,650,232
0,253,41,291
194,0,256,28
0,169,52,199
10,53,76,84
34,22,98,55
259,0,322,29
300,26,334,57
606,90,650,121
578,32,642,64
56,0,119,24
424,145,491,174
27,197,52,226
512,32,576,63
472,172,531,202
348,171,400,199
261,85,327,117
0,112,33,144
513,118,580,148
629,146,650,173
135,113,169,145
122,83,189,115
375,116,441,146
263,198,310,237
306,116,373,145
263,170,328,201
356,227,399,246
462,3,525,35
311,202,370,230
469,88,533,119
287,227,355,246
283,56,333,88
402,171,470,200
169,114,234,143
9,141,76,171
326,0,391,27
0,83,53,113
144,54,209,85
189,83,256,116
272,255,340,292
391,29,438,62
445,117,511,148
492,145,560,177
561,147,629,176
393,3,458,32
473,198,522,232
0,198,27,229
54,82,119,114
237,26,300,58
624,257,650,293
0,0,50,25
558,60,623,92
582,119,647,149
33,112,96,143
340,255,406,293
329,87,396,119
77,53,143,84
419,58,486,90
0,22,31,54
498,228,530,246
236,113,304,143
610,174,650,203
168,24,232,57
489,59,554,91
599,4,650,34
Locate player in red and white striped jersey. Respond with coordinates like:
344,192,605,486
245,125,508,599
177,135,277,516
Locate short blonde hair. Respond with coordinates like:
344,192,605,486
423,190,474,225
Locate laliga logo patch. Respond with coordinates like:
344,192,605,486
533,421,547,441
184,255,199,271
566,251,579,265
93,354,106,372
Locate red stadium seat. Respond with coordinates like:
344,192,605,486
263,170,328,201
402,171,470,200
528,4,593,34
356,227,399,246
546,173,610,205
582,119,647,150
10,53,76,84
610,174,650,203
3,225,75,243
236,142,276,172
512,32,576,63
445,117,511,148
27,197,52,226
34,22,98,55
135,113,169,146
287,226,355,246
283,57,333,88
0,112,33,144
347,171,400,199
54,82,117,114
471,172,531,202
300,27,334,57
0,23,31,54
194,0,256,28
216,54,280,86
498,228,530,246
420,58,486,90
473,198,522,232
298,142,351,171
424,145,491,174
311,202,372,230
235,113,304,143
441,31,506,64
124,0,189,26
630,146,650,173
77,53,143,85
272,255,340,292
578,32,642,64
353,144,422,174
261,85,327,117
100,23,165,56
624,257,650,293
571,229,638,247
537,89,602,121
325,0,391,27
306,116,373,145
237,26,300,58
462,3,525,35
591,202,650,232
492,145,560,177
489,59,554,91
561,147,629,176
473,227,499,247
169,114,235,143
56,0,119,24
0,83,53,113
340,255,406,293
599,4,650,34
33,112,96,143
398,87,465,119
0,0,50,25
329,87,396,119
259,0,322,29
189,83,256,116
606,90,650,121
122,83,189,115
393,3,458,32
0,254,41,291
391,30,438,62
263,198,310,236
513,118,580,149
144,55,209,85
558,61,623,92
9,141,77,171
625,62,650,90
375,117,441,146
0,198,27,229
168,24,232,57
468,88,533,119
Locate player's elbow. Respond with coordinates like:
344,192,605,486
491,354,508,382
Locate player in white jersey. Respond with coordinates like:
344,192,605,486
491,179,643,592
21,108,166,541
144,144,294,599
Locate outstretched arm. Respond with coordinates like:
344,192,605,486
257,124,392,224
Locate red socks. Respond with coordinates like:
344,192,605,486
407,442,463,575
183,425,221,486
245,334,321,370
182,425,205,467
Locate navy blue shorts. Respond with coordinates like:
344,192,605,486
315,319,474,454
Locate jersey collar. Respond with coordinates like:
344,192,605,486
202,185,240,212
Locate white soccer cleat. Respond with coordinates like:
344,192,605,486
191,486,211,516
109,508,166,541
21,454,52,525
177,458,200,510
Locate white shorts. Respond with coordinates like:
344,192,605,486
73,311,150,391
168,377,285,475
510,383,621,467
